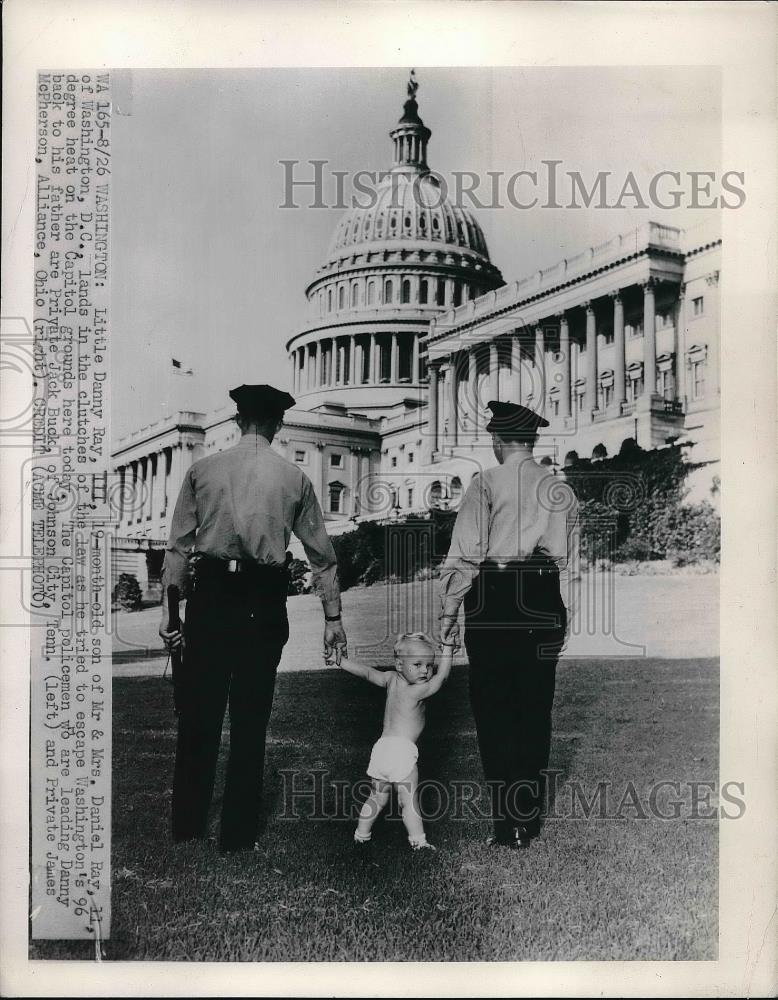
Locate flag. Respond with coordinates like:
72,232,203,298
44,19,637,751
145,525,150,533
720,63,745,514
171,358,193,375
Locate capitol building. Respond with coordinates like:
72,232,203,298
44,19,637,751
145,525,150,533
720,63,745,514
111,77,721,595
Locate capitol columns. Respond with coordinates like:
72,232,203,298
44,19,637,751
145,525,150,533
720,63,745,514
556,312,572,419
427,362,440,460
675,282,687,404
371,333,379,383
468,346,479,436
448,357,458,448
412,334,420,383
642,278,657,398
314,342,322,388
510,332,522,405
390,333,400,383
489,342,499,401
610,290,626,410
534,325,546,413
584,302,597,415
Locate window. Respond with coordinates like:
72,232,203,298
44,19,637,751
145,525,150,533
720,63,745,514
453,283,462,307
294,450,306,464
419,279,428,305
450,477,463,505
601,384,613,407
384,279,394,304
436,278,446,306
602,327,614,345
391,456,398,468
551,396,560,416
658,310,672,328
327,288,333,312
338,285,345,309
407,487,414,508
351,283,359,308
628,375,643,401
657,369,673,399
328,482,344,514
692,360,705,399
367,280,375,306
401,279,411,304
692,296,704,317
629,321,643,339
407,451,414,464
577,392,585,413
330,453,343,468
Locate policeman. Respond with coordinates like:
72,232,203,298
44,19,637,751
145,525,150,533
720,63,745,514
439,400,580,849
159,383,347,851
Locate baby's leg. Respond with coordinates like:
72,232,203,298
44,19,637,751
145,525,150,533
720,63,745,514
396,767,431,849
355,779,391,842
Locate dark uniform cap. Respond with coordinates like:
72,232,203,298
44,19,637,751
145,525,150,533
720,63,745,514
485,400,549,435
229,384,296,419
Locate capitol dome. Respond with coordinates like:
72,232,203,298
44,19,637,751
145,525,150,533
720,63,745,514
287,72,504,417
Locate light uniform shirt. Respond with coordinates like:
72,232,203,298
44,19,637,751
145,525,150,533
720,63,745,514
438,456,580,619
161,434,340,606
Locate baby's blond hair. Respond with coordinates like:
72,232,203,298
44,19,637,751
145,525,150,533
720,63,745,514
393,632,436,657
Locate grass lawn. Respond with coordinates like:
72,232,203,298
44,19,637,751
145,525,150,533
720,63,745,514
31,654,718,962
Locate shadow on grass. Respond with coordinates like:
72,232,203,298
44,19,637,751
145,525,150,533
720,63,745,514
31,657,719,962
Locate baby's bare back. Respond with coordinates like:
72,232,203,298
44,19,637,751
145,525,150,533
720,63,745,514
381,676,426,742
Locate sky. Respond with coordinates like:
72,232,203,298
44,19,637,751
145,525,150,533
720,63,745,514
112,66,721,440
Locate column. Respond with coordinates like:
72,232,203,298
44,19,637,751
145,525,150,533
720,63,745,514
350,449,361,515
314,342,322,387
612,291,626,407
348,336,357,384
489,342,499,401
643,279,657,398
446,278,455,306
558,313,571,419
117,466,126,523
371,333,380,383
391,333,400,383
300,347,307,392
153,451,166,524
511,334,522,403
675,283,687,403
412,334,420,383
289,354,296,393
129,462,138,525
584,303,597,414
535,325,546,414
448,357,458,447
427,363,439,458
468,348,478,436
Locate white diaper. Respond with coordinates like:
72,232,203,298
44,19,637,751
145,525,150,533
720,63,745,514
366,735,419,783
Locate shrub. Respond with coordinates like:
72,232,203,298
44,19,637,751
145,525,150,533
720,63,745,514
287,558,311,596
114,573,142,611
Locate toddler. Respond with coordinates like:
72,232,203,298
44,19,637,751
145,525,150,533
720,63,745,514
335,633,453,851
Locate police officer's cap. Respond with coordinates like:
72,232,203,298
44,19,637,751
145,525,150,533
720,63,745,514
485,400,549,437
229,384,295,420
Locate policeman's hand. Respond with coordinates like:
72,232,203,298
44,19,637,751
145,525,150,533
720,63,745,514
439,616,461,651
159,616,183,651
324,621,347,665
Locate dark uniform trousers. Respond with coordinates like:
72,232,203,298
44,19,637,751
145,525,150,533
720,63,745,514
464,557,566,840
172,563,289,850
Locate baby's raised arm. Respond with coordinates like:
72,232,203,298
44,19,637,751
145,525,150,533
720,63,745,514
412,644,455,700
337,654,390,688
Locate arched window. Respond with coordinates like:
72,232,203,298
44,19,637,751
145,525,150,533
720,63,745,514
384,279,394,304
338,285,345,310
450,477,463,506
419,279,428,304
401,279,411,304
367,280,375,305
328,481,345,514
429,481,443,508
327,288,333,312
351,282,359,308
